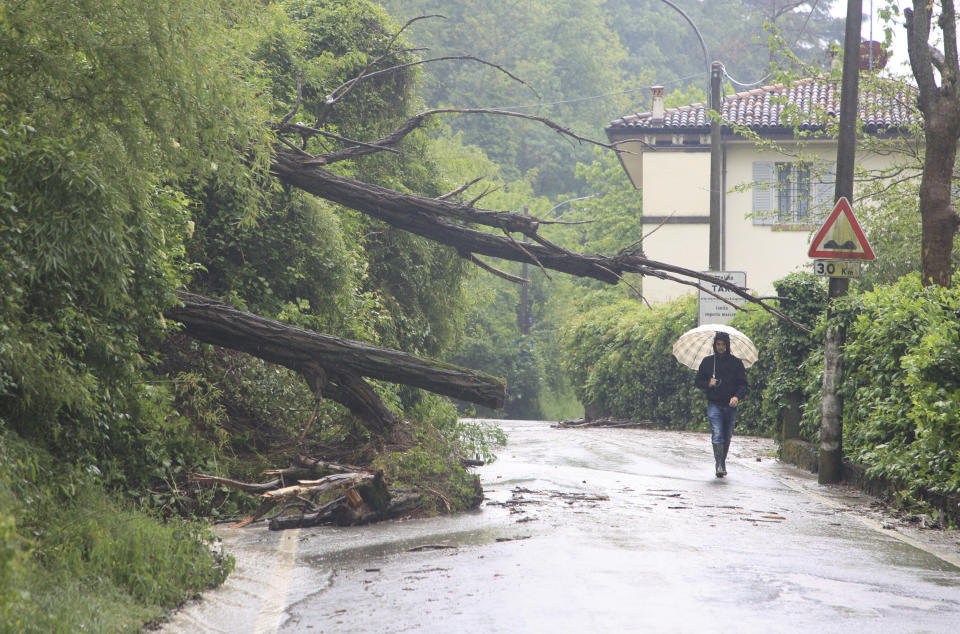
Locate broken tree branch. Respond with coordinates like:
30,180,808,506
438,177,485,201
270,150,809,331
466,253,530,284
166,291,506,409
278,107,627,167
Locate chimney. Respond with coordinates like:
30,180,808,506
651,85,665,122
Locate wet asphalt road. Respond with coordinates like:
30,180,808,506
162,420,960,633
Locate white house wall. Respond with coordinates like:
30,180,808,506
723,142,833,297
638,140,899,304
639,150,710,303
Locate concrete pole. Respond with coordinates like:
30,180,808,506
819,0,861,485
709,62,723,271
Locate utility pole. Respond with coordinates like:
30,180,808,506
519,205,529,335
709,61,723,270
819,0,862,484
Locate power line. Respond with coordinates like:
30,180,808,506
484,72,705,111
722,69,772,89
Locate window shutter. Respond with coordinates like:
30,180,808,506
752,161,776,225
813,161,836,222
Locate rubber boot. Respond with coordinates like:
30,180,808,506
712,443,725,478
721,440,730,476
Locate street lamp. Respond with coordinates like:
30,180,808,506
657,0,711,106
546,194,598,218
656,0,722,270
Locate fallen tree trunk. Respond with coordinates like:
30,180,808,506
270,149,805,330
272,149,622,282
267,488,426,530
190,462,407,530
167,291,506,412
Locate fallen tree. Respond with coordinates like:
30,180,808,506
183,16,808,529
167,291,506,432
269,89,804,331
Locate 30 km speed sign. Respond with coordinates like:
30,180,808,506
813,259,860,278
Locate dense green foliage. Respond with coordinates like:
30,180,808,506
0,0,503,628
757,274,827,434
607,0,843,91
0,2,275,627
0,430,231,633
559,296,706,427
799,274,960,496
0,0,270,480
379,0,844,197
378,0,629,194
177,0,473,455
557,273,829,437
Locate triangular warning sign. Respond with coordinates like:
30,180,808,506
808,197,875,260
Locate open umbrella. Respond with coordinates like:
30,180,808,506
672,324,758,370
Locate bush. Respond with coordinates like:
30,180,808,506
818,274,960,495
726,305,775,435
0,429,232,633
371,394,505,513
751,273,827,439
560,296,706,427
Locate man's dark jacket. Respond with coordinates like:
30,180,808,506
694,351,748,405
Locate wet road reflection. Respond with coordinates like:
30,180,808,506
163,420,960,633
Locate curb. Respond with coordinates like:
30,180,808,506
778,438,960,527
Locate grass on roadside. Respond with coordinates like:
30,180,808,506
0,429,233,633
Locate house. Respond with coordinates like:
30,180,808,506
605,77,918,304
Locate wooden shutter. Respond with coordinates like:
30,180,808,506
812,161,836,222
752,161,776,225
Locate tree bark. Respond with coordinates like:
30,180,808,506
906,1,960,287
271,148,622,282
166,291,506,417
918,99,960,286
270,148,806,329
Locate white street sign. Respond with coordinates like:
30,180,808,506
698,271,747,326
813,259,861,278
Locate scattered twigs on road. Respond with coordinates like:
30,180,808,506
556,418,658,429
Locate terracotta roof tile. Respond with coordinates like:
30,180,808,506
607,77,918,133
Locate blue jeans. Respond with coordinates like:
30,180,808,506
707,402,737,444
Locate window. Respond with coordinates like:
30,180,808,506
752,161,834,226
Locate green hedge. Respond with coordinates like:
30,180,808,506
560,296,705,428
801,273,960,495
559,273,827,436
755,273,828,438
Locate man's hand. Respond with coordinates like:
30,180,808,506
729,396,739,407
709,378,719,387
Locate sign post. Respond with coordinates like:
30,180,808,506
816,0,865,486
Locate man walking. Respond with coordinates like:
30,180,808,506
694,331,748,478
